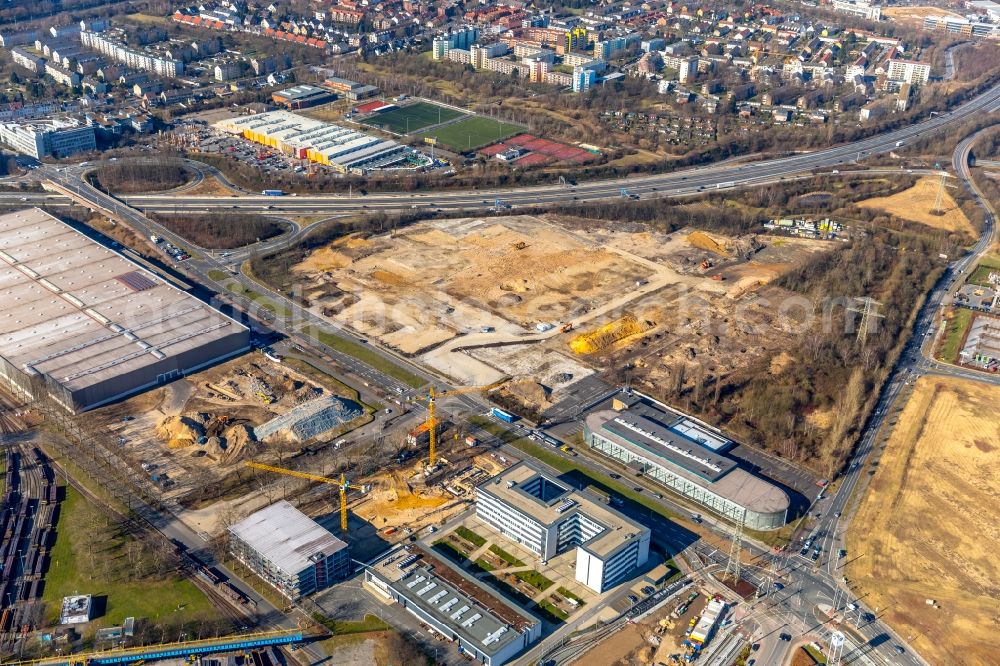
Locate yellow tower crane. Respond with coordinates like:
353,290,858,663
245,462,350,533
424,379,533,467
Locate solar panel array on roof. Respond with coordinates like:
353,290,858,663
115,271,157,292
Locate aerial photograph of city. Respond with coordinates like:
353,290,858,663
0,0,996,664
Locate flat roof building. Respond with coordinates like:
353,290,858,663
0,118,95,159
215,110,419,174
476,461,650,593
0,208,250,412
365,546,541,666
271,84,336,109
584,393,789,530
229,500,350,600
60,595,92,624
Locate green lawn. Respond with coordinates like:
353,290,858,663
456,526,487,548
44,487,215,629
556,586,585,605
416,116,524,152
966,255,1000,287
488,544,525,567
536,599,570,622
362,101,465,134
312,613,391,635
803,644,828,664
309,327,427,388
514,569,554,592
433,539,471,562
208,269,230,281
938,307,974,363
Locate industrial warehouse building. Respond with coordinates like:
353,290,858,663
0,208,250,412
584,393,789,530
271,84,336,109
215,110,425,173
365,547,541,666
229,500,351,600
476,461,650,593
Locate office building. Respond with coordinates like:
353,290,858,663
365,546,541,666
583,392,790,530
229,500,351,600
0,208,250,412
476,461,650,593
0,118,94,158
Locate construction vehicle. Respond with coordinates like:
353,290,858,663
710,274,724,281
699,259,713,271
560,322,574,333
245,462,350,532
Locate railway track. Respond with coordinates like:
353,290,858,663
0,438,57,649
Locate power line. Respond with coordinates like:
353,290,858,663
847,297,884,346
722,508,747,585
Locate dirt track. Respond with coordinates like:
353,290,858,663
846,376,1000,666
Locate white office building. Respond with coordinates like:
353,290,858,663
0,118,95,158
475,461,650,593
584,392,790,530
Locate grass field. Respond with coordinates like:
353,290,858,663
362,102,465,134
966,255,1000,287
846,376,1000,666
937,307,973,363
416,116,524,152
44,487,214,629
858,176,975,235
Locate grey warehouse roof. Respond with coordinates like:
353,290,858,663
0,208,246,396
229,500,348,576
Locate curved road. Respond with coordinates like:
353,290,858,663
106,81,1000,215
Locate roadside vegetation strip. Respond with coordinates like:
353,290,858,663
309,328,427,389
207,269,231,281
225,282,293,319
281,357,368,407
937,307,974,363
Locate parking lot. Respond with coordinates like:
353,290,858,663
175,118,325,178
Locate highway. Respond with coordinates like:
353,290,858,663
20,85,1000,666
11,79,1000,222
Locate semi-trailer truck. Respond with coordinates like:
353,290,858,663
262,189,285,196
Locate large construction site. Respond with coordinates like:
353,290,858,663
292,214,832,404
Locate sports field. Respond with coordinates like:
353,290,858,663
417,116,525,152
362,101,465,134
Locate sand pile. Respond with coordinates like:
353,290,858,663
157,416,204,448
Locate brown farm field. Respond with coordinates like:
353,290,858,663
846,376,1000,666
858,176,974,234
